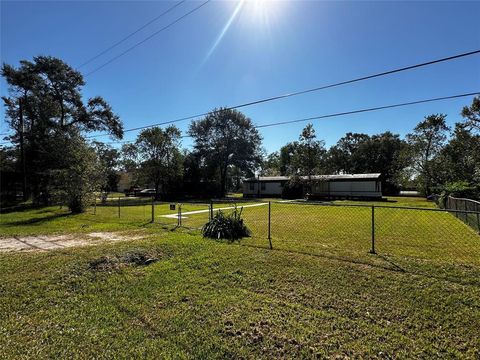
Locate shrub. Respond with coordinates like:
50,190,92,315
436,181,480,207
202,206,251,241
442,181,479,199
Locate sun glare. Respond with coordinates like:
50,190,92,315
246,0,282,27
202,0,286,64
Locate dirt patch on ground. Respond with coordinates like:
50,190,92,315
0,232,146,252
89,249,160,272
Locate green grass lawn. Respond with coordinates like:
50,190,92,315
1,234,480,358
333,195,436,208
2,198,479,274
1,198,480,357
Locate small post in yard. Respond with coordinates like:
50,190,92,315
118,196,121,218
476,210,480,234
268,201,272,250
210,200,214,221
151,197,155,223
93,196,97,215
370,205,376,254
177,204,182,227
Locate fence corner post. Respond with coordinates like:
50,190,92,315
268,201,272,250
370,205,376,254
118,196,121,218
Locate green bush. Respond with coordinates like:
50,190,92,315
437,181,480,207
202,206,251,241
442,181,479,198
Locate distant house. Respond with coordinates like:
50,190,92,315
243,173,382,199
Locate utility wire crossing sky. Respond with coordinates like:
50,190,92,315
85,49,480,139
1,1,479,150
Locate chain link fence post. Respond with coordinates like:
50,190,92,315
151,197,155,223
178,204,182,227
477,209,480,234
118,196,121,218
370,205,376,254
93,196,97,215
210,200,214,221
268,201,272,249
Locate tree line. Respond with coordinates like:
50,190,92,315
262,107,479,198
1,56,479,212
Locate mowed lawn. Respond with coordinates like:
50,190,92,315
1,197,480,357
1,234,480,358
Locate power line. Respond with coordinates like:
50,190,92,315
86,49,480,138
78,1,186,69
5,91,477,148
99,91,479,145
255,92,479,128
84,0,211,77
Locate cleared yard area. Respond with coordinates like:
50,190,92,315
1,234,480,358
1,197,479,357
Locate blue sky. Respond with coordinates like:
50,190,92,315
1,0,479,153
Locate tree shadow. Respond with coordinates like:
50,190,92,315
0,203,46,214
3,212,72,226
235,241,480,288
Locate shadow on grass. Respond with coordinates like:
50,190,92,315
0,203,46,214
3,212,72,227
232,239,480,288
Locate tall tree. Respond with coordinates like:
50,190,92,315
1,56,123,204
435,124,480,186
405,114,449,196
356,132,408,194
188,108,262,197
325,133,370,174
134,126,183,199
460,96,480,132
291,123,326,180
261,151,281,176
279,142,298,175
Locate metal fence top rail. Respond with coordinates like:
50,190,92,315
267,200,480,215
448,196,480,205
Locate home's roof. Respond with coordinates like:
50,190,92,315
244,173,381,182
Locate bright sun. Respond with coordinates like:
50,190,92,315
203,0,285,63
243,0,285,29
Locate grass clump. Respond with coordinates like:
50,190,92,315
202,206,250,241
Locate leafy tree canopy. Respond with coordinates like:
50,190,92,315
188,108,262,196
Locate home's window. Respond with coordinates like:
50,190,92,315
249,182,254,191
261,182,266,191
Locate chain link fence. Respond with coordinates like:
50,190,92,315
437,196,480,233
216,200,480,278
88,196,480,278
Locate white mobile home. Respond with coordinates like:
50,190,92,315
243,174,382,199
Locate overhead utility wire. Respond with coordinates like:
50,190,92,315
254,92,480,128
86,49,480,138
84,0,211,76
78,1,186,69
97,91,479,145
